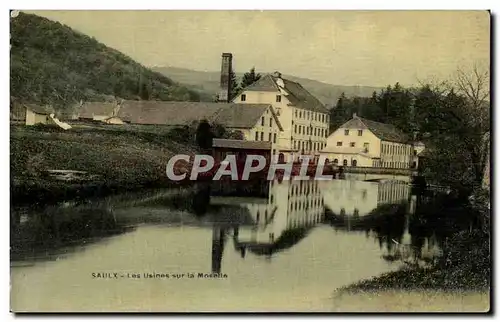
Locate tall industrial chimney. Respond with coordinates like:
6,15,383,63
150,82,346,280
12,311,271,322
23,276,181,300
219,53,233,103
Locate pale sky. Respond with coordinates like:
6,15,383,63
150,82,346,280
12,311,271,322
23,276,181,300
28,10,490,86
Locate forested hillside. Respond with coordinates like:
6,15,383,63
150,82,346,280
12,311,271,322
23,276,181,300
10,12,210,112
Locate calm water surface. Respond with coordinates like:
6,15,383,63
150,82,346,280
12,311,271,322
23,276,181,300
10,175,475,312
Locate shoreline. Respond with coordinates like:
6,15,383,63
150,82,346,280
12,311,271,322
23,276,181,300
10,178,195,209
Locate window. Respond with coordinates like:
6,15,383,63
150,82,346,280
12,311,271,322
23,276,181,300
363,142,369,152
270,118,273,127
241,94,246,101
344,129,349,136
294,125,297,133
350,142,355,147
352,159,357,166
261,117,265,126
333,159,338,164
260,132,264,141
276,95,281,102
343,159,348,166
295,110,298,118
273,133,277,143
314,128,317,136
337,141,343,146
298,126,302,134
358,130,363,136
294,141,297,149
299,111,302,118
255,131,258,141
268,133,272,141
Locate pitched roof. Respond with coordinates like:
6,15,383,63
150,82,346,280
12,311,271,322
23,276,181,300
105,100,281,130
24,104,54,115
242,73,328,113
117,101,222,125
79,102,117,119
211,104,283,131
339,116,410,143
243,74,280,92
213,138,272,150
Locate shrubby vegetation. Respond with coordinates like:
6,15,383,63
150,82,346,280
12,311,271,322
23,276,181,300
10,12,207,111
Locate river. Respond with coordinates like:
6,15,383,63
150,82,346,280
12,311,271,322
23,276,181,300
10,175,488,312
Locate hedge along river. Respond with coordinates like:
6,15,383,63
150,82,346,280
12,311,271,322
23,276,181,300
10,175,483,312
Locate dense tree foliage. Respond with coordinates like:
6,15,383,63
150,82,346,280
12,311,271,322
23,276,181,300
240,67,261,89
329,65,490,190
10,12,203,111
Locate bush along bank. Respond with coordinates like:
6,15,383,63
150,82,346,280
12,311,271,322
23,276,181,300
339,188,490,293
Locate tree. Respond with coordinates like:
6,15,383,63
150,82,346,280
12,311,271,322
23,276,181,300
229,68,240,101
240,67,261,89
195,120,214,151
329,92,350,130
376,83,413,132
416,65,490,190
226,130,244,140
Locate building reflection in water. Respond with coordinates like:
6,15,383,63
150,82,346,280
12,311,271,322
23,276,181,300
233,180,323,256
320,178,478,267
208,176,477,272
211,225,226,274
319,179,410,218
208,179,325,265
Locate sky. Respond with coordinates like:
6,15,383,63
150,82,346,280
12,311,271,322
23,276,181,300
28,10,490,87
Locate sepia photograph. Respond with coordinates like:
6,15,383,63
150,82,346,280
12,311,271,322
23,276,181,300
9,9,491,313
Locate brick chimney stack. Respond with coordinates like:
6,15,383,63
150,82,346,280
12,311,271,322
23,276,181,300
219,53,233,103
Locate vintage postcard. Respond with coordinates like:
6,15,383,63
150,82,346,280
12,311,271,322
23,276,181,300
9,10,491,313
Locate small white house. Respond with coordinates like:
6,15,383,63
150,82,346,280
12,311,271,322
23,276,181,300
10,102,54,126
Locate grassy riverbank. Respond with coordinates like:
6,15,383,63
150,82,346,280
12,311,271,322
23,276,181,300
339,189,491,295
10,123,198,206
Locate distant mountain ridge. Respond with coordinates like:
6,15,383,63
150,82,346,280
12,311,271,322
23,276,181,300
153,66,383,108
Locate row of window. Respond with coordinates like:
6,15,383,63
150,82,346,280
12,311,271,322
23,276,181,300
289,197,324,212
344,129,363,136
294,124,328,138
290,180,321,196
380,161,410,169
293,140,326,152
381,143,412,155
294,108,328,123
241,94,281,103
328,159,412,168
260,116,274,127
254,131,277,143
378,185,408,204
336,141,370,150
331,159,358,167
